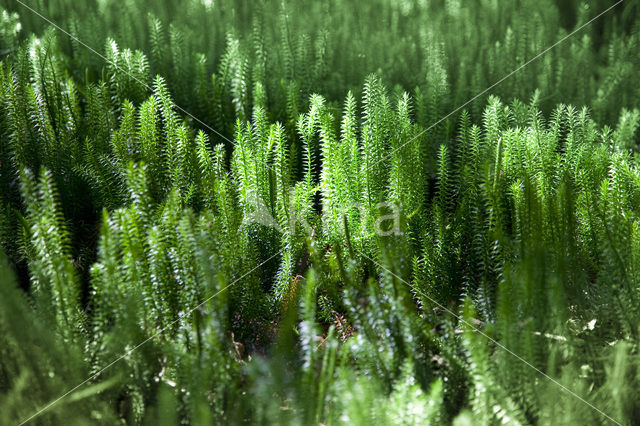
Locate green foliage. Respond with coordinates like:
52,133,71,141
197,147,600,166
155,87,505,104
0,250,117,424
1,1,640,425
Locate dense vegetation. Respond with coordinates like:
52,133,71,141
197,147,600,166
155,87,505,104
1,0,640,424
